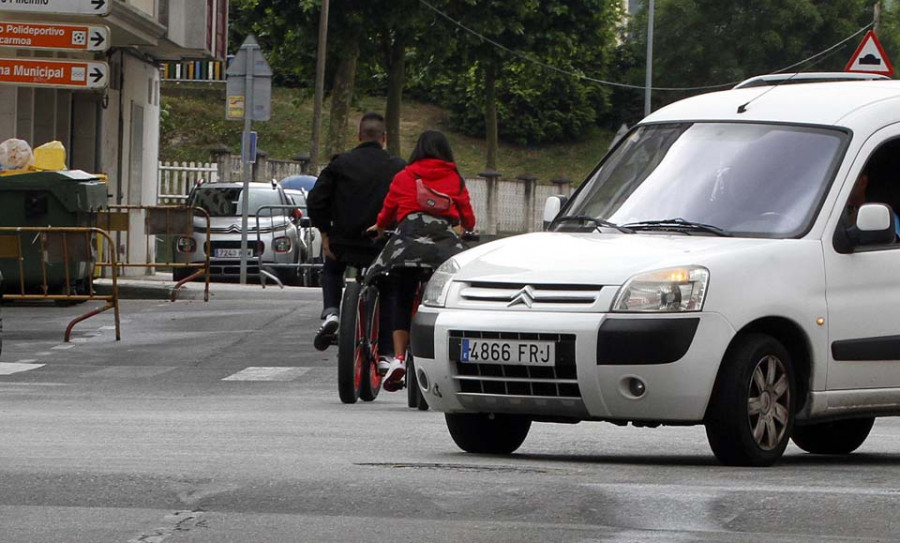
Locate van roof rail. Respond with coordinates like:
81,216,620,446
733,72,891,89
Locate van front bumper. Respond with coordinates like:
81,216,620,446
411,307,736,422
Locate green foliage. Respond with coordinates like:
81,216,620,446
619,0,887,119
159,84,615,183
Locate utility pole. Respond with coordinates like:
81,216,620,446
644,0,655,118
309,0,330,174
874,1,881,35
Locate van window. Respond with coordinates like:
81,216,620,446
564,123,846,237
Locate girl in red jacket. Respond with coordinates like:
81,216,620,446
366,130,476,391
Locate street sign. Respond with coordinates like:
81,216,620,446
845,30,894,76
226,34,273,122
0,57,108,89
0,21,109,52
226,77,271,121
0,0,111,16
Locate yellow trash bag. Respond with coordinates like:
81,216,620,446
32,141,67,171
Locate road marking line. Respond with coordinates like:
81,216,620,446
0,363,46,375
15,359,37,363
34,352,54,357
51,344,75,350
222,367,311,381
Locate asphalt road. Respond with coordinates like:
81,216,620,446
1,284,900,543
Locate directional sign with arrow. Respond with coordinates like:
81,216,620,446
0,21,109,52
0,0,112,16
0,58,108,90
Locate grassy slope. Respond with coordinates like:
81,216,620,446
161,83,615,184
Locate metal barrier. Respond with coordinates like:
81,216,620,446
0,226,121,342
252,204,316,288
95,205,211,302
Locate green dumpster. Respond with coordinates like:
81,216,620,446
0,170,108,295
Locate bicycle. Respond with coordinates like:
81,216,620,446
336,229,478,408
336,260,432,408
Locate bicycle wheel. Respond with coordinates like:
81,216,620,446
360,287,382,402
337,282,364,404
406,353,429,410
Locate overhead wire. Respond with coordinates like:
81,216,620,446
417,0,875,93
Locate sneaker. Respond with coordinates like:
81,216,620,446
377,356,392,376
313,314,340,351
382,357,406,392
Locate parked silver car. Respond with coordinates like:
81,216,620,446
283,187,323,286
174,182,305,284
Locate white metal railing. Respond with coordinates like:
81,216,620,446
158,161,218,204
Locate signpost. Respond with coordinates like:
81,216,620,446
0,57,108,89
0,21,109,52
0,0,112,16
226,35,273,284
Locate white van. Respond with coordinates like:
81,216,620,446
411,76,900,466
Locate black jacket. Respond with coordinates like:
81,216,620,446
308,141,405,255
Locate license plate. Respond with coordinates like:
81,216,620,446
460,339,555,365
214,248,253,258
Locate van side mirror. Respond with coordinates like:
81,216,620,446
837,203,896,252
543,195,568,230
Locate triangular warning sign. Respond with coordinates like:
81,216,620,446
845,30,894,76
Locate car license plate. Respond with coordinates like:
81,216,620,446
460,339,555,365
214,248,253,258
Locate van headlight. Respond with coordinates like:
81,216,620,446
613,266,709,312
423,259,460,308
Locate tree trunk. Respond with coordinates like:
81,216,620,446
385,35,406,158
326,29,360,159
484,56,498,170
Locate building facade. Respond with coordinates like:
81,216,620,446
0,0,227,270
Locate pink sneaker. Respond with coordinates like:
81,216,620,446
382,357,406,392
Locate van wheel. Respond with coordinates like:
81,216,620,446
445,413,530,454
791,417,875,455
705,333,795,467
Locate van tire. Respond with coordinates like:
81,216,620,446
445,413,530,454
791,417,875,455
705,333,795,467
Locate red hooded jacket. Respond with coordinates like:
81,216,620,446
376,158,476,231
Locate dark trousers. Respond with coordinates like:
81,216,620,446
383,268,423,333
321,255,393,356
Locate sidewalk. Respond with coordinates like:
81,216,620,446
93,273,317,301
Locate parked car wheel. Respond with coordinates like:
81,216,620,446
445,413,531,454
791,417,875,455
172,267,194,282
705,333,795,467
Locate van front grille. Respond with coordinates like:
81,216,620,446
449,330,579,398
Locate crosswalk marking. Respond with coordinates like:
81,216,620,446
222,367,311,381
0,363,46,376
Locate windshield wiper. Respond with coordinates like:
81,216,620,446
622,218,732,237
553,215,633,234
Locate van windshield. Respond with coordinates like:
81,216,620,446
190,185,286,217
561,123,846,237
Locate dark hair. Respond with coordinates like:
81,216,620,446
408,130,455,164
359,112,386,142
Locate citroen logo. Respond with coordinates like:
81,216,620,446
227,224,242,234
507,286,536,308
